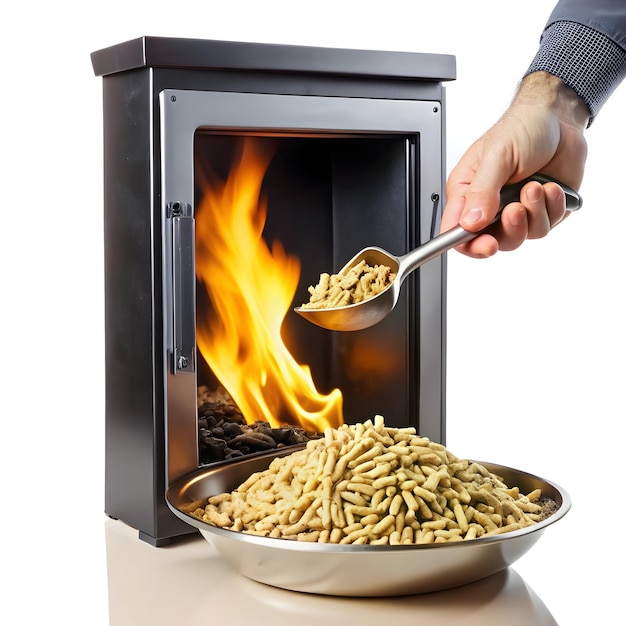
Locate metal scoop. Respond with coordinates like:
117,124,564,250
294,174,582,332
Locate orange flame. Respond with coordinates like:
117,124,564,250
195,138,343,431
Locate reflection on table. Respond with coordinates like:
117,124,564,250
105,518,557,626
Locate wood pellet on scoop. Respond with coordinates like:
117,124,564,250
300,260,396,309
192,416,556,544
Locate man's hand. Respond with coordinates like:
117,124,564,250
442,71,589,258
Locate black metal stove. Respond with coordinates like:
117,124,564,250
91,36,456,546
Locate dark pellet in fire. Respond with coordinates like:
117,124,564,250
197,386,322,465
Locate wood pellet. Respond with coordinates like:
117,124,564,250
192,416,555,544
300,260,396,309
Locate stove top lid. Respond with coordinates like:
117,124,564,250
90,36,456,82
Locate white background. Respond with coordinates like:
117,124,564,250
1,1,624,624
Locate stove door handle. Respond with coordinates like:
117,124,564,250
170,202,196,374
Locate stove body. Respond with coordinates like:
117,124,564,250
91,37,456,545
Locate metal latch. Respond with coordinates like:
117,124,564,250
167,201,196,374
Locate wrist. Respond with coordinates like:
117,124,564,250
514,71,590,131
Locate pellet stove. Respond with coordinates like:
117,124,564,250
91,36,456,546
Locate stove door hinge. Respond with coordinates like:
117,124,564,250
167,201,196,374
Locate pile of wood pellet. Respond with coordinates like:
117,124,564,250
197,385,322,464
301,260,396,309
193,416,558,544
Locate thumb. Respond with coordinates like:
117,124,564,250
459,158,513,233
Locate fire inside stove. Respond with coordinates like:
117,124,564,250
182,125,442,469
194,137,342,463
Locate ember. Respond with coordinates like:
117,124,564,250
197,385,322,464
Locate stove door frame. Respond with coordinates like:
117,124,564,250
159,90,447,488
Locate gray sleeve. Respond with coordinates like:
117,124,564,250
525,1,626,122
545,0,626,48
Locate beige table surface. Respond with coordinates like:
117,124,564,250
105,518,558,626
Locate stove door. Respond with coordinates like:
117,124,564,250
160,90,446,486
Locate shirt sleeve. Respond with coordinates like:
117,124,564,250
525,1,626,122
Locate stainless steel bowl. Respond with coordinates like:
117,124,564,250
166,448,571,596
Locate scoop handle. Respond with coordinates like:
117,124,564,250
499,174,582,212
447,173,582,247
399,174,582,277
